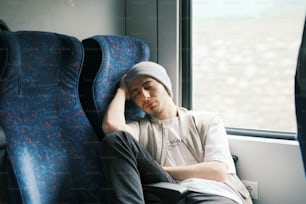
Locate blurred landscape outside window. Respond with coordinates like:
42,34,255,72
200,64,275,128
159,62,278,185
192,0,306,132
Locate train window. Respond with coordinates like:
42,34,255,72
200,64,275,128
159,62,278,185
190,0,306,135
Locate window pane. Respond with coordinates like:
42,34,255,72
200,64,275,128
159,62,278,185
192,0,306,132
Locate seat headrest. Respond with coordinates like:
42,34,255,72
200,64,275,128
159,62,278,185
0,31,83,95
80,35,150,139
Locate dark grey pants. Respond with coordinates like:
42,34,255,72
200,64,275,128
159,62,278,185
101,131,238,204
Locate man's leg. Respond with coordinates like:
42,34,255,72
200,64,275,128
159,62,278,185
101,131,175,204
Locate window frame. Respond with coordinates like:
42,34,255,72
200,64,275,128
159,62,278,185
181,0,192,109
181,0,298,140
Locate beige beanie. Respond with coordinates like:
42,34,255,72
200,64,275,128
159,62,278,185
125,61,173,96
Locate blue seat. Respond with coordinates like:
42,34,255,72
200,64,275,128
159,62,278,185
79,35,150,140
0,31,107,203
295,17,306,176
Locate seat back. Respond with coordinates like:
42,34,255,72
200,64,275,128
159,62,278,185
0,31,107,203
0,19,10,31
295,17,306,176
79,35,150,139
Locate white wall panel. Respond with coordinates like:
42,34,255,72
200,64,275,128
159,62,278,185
0,0,125,40
229,136,306,204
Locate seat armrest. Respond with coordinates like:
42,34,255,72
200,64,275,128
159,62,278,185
232,155,238,164
143,182,188,204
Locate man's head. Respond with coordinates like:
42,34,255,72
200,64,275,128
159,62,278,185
125,61,173,97
125,61,175,119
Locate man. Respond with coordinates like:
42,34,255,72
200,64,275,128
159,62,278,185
101,61,252,204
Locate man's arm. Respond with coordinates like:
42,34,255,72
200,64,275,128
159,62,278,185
102,76,137,137
164,114,232,183
163,161,227,182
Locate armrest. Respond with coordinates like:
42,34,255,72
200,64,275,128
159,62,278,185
232,155,238,164
143,182,188,204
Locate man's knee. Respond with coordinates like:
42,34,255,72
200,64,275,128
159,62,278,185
101,131,135,152
102,131,125,145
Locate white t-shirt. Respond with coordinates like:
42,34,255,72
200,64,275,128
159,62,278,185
162,117,242,204
128,116,242,204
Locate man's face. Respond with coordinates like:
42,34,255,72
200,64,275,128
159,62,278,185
128,76,170,117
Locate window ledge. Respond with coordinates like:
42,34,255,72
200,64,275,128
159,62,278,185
226,127,296,140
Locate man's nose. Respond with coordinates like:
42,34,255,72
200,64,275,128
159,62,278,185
140,88,150,99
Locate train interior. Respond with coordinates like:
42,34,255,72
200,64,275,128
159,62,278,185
0,0,306,204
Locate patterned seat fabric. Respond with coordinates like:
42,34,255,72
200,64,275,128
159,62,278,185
0,31,107,203
79,35,150,139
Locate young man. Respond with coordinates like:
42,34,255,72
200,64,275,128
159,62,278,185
101,61,252,204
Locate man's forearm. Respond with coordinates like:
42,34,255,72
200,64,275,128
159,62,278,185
163,161,227,182
102,88,127,134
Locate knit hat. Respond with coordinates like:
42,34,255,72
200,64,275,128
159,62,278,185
125,61,173,97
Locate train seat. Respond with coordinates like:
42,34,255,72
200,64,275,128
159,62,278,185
79,35,149,140
0,31,107,203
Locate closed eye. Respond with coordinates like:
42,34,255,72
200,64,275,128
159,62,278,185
143,81,154,90
129,79,155,99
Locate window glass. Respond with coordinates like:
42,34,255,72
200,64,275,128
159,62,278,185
192,0,306,132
